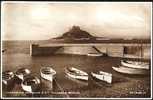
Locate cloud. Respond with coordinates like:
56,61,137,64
2,2,151,40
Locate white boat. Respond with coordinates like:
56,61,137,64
65,67,88,81
112,66,149,75
121,60,149,70
21,75,40,93
40,67,56,82
91,71,112,84
87,53,103,57
65,75,88,86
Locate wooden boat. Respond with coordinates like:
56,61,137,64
66,75,88,86
21,75,40,93
91,71,112,84
121,60,149,70
40,67,56,82
65,67,88,81
87,53,103,57
15,68,31,83
112,66,149,75
2,70,15,91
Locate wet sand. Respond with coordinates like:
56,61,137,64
2,53,151,98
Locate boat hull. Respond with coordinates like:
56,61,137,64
91,72,112,84
21,76,40,93
65,74,88,85
66,71,88,81
40,67,56,91
15,68,31,84
40,67,56,82
2,71,15,91
112,66,149,75
121,60,149,70
87,53,103,57
65,67,88,81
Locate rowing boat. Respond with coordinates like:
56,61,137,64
87,53,103,57
21,75,40,93
65,74,88,85
40,67,56,82
15,68,31,83
91,71,112,84
112,66,149,75
65,67,88,81
2,70,15,91
121,60,149,70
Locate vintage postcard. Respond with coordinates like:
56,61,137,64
1,1,152,99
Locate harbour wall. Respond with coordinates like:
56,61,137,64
30,44,61,56
30,44,150,59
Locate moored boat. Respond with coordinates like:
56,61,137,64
21,75,40,93
15,68,31,83
121,60,149,70
65,67,88,81
40,67,56,82
91,71,112,84
2,70,15,91
66,75,88,86
87,53,103,57
112,66,149,75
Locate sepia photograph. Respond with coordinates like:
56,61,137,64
1,1,152,99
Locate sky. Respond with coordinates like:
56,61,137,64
1,2,152,40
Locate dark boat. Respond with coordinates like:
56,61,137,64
15,68,31,83
21,75,40,93
2,70,15,91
